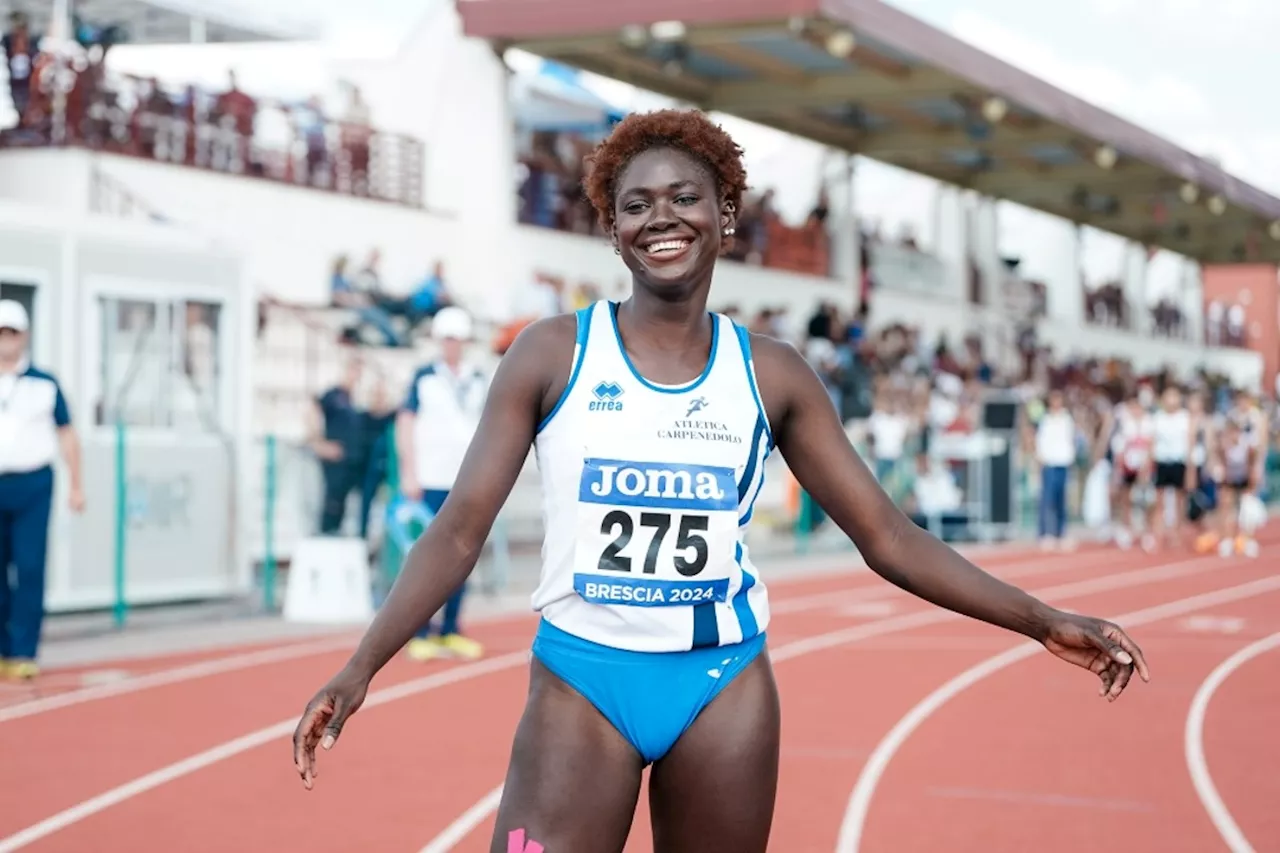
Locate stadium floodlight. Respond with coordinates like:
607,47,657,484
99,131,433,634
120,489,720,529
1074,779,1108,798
825,29,856,58
981,96,1007,123
1269,221,1280,241
1179,183,1199,204
1093,145,1117,170
1207,195,1226,216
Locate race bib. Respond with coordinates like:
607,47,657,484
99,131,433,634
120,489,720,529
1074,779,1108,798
573,457,738,607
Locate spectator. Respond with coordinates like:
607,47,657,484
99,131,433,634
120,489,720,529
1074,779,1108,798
310,356,367,535
381,260,453,335
867,392,912,486
2,12,38,129
396,306,488,662
212,70,256,173
329,254,400,347
0,300,85,680
358,378,397,540
1033,389,1077,551
340,84,372,194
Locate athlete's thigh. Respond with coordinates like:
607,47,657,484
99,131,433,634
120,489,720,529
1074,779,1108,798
647,651,781,853
489,658,645,853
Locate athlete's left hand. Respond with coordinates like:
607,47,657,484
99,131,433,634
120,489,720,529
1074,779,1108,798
1040,613,1150,702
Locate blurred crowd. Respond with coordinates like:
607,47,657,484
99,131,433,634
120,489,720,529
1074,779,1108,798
778,297,1276,544
1083,277,1190,339
324,249,454,349
1,14,414,203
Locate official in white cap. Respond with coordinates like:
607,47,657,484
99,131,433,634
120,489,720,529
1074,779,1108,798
0,300,85,680
396,306,489,661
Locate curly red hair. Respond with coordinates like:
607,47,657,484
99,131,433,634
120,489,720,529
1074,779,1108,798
583,109,748,233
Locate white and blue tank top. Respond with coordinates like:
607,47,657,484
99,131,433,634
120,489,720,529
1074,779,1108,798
530,301,773,653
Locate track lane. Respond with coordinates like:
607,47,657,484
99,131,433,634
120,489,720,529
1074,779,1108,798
0,544,1042,726
1189,631,1280,853
842,559,1280,852
0,545,1069,841
418,549,1250,851
1,548,1116,850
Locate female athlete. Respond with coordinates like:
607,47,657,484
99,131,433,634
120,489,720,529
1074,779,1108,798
292,110,1150,852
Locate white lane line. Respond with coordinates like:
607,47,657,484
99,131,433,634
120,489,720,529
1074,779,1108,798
0,635,359,725
0,545,1051,725
0,547,1149,852
414,553,1222,851
0,652,530,853
834,575,1280,853
418,786,505,853
1184,630,1280,853
769,548,1092,615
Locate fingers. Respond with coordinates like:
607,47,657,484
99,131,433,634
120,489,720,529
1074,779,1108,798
1107,660,1134,700
292,697,333,791
1095,658,1135,701
322,695,353,751
1105,625,1151,682
1078,620,1147,702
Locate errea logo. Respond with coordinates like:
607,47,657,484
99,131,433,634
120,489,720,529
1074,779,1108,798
590,380,624,412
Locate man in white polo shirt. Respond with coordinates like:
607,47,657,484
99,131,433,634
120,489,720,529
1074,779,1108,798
396,306,488,661
0,300,85,680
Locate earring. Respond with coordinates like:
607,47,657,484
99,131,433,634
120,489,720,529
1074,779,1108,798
613,244,621,255
723,227,736,236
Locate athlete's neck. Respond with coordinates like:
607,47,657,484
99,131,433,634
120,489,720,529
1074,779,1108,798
616,292,712,350
0,354,21,374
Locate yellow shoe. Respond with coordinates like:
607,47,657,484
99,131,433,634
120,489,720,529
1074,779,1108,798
405,637,448,662
440,633,484,661
6,660,39,680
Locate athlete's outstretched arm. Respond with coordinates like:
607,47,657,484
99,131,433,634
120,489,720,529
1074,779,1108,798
293,317,576,788
752,337,1149,698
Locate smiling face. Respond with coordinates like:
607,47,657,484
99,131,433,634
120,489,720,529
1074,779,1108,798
611,147,734,298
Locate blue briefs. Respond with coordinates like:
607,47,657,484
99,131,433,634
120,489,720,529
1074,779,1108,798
530,619,767,764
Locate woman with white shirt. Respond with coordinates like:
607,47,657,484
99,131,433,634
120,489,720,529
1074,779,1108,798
867,392,912,486
1109,392,1156,551
1035,389,1077,550
1150,385,1193,548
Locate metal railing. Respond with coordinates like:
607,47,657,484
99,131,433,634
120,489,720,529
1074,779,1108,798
2,65,426,207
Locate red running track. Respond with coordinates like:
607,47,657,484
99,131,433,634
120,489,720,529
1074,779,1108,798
0,535,1275,853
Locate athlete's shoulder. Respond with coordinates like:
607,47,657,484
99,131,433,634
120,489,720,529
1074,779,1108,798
732,330,808,409
740,330,808,375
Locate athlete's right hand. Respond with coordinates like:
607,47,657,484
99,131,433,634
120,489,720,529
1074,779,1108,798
292,667,370,790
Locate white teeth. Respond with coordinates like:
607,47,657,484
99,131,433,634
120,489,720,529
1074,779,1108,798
645,240,690,255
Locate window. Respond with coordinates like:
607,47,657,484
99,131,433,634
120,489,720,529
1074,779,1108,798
96,295,224,431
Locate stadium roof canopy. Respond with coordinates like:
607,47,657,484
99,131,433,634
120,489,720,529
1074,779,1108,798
460,0,1280,264
3,0,317,44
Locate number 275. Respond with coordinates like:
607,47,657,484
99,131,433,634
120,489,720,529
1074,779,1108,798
598,511,709,577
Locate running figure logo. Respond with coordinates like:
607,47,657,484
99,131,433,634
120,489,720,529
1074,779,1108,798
686,397,709,417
